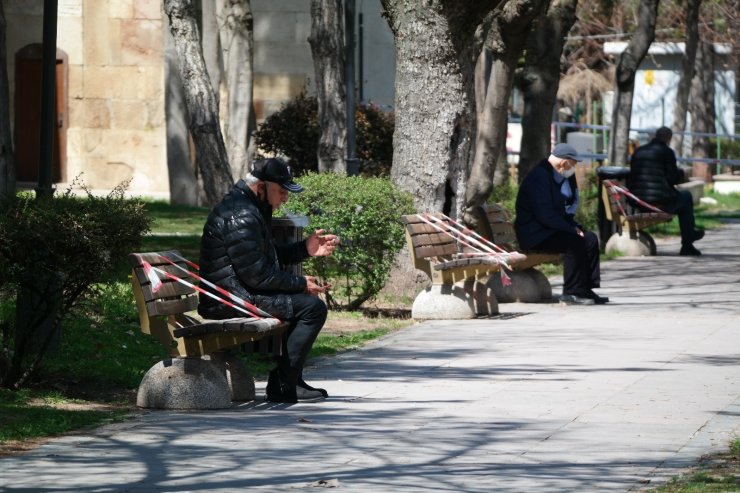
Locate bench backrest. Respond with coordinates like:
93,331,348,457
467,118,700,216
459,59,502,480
601,179,628,222
473,203,517,250
128,250,200,356
400,213,463,276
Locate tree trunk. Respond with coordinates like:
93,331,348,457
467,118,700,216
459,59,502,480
381,0,504,217
0,0,15,197
464,0,548,223
608,0,659,168
671,0,701,154
689,39,716,182
518,0,578,183
164,15,199,206
217,0,255,179
164,0,234,207
308,0,347,174
202,0,222,96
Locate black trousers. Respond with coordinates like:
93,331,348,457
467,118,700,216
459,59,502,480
531,230,601,296
660,190,697,246
279,294,327,373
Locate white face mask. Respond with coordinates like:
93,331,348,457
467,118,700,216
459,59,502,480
561,167,576,178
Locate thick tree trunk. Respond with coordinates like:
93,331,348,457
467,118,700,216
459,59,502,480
0,1,15,197
164,0,234,207
381,0,503,216
164,18,199,206
689,39,716,182
518,0,578,183
671,0,701,154
217,0,255,179
308,0,347,174
608,0,659,168
464,0,548,223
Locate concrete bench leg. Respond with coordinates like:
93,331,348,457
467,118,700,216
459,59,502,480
412,279,498,320
136,357,233,409
487,268,552,303
605,231,655,256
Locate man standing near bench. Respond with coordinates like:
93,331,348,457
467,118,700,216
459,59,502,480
198,158,340,403
515,143,609,305
628,126,704,256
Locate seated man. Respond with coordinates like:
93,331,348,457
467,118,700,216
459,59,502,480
515,143,608,305
628,126,704,256
198,158,339,403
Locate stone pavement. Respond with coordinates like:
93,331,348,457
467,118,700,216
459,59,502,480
1,221,739,493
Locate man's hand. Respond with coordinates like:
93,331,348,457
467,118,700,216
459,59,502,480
304,275,331,296
306,229,340,257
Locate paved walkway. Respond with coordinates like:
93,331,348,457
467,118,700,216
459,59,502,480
2,221,739,493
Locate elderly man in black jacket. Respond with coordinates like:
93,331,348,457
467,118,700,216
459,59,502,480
628,126,704,255
198,158,339,403
515,143,608,306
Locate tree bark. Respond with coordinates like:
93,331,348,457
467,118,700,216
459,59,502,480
517,0,578,183
464,0,548,223
608,0,659,168
0,0,15,197
381,0,504,216
164,0,234,207
202,0,222,96
671,0,701,154
164,15,199,206
308,0,347,174
217,0,255,179
689,39,716,182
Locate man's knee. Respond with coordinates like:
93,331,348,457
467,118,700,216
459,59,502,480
293,294,328,322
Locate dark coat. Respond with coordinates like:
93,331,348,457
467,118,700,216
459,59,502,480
628,138,683,206
514,159,579,250
198,180,309,320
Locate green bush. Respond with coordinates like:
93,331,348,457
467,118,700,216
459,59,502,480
0,183,151,389
280,173,414,310
254,93,395,177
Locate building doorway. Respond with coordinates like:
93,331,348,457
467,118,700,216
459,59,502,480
14,44,68,184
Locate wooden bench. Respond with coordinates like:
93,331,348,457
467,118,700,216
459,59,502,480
128,250,288,409
400,212,526,318
601,179,674,255
472,203,563,302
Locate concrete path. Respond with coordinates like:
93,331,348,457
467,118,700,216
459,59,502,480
2,221,739,493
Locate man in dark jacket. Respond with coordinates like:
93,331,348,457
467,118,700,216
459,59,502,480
199,158,339,403
628,126,704,255
515,143,607,305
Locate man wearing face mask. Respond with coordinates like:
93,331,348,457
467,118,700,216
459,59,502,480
198,158,340,402
514,143,608,305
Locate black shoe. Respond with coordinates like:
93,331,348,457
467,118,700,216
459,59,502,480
584,290,609,304
295,384,326,402
680,244,702,256
298,378,328,398
265,367,297,403
559,294,595,305
692,229,705,242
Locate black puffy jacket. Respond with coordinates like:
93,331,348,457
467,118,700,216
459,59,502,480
628,139,683,206
197,180,309,320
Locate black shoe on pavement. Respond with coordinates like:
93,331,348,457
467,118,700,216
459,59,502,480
265,367,297,403
559,294,595,305
584,290,609,304
680,244,702,256
298,378,328,398
295,384,326,402
692,229,705,242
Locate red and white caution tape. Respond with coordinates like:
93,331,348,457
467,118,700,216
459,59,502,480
157,254,275,320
